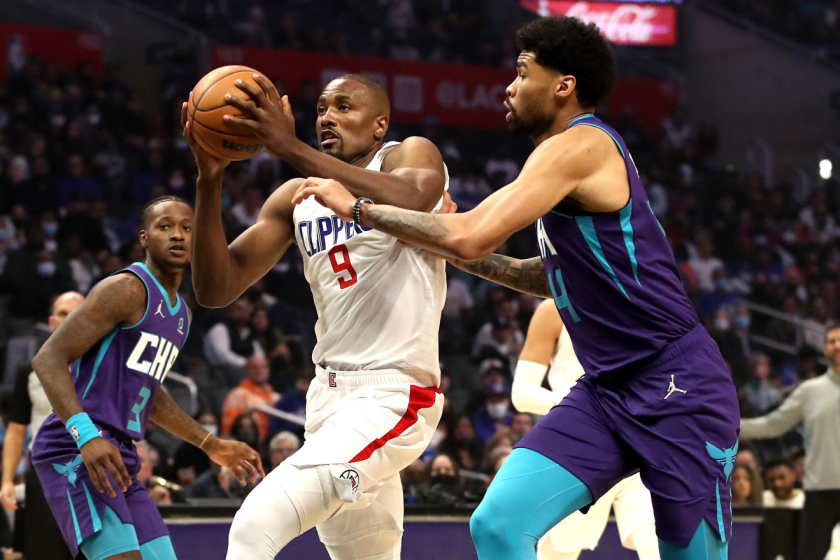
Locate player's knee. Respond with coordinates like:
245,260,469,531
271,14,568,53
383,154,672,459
227,463,340,560
470,499,512,549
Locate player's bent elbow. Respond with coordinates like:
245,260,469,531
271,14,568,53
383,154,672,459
30,350,49,377
448,236,493,262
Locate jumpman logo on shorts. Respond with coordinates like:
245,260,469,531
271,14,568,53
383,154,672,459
664,375,687,400
155,300,165,318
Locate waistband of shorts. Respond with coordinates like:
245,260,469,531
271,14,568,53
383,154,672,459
644,323,711,372
315,365,439,389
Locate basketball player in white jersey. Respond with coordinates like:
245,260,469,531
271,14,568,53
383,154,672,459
515,299,660,560
183,73,449,559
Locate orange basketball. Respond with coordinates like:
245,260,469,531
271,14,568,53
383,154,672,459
187,65,266,161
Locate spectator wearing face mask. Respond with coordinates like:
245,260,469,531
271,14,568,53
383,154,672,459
472,380,512,448
229,412,262,451
707,307,750,386
3,223,75,318
420,454,466,506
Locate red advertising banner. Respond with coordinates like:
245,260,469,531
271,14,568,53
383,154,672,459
521,1,677,46
0,24,104,81
212,46,679,134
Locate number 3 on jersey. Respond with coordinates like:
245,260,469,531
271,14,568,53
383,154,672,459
329,244,357,289
127,386,151,434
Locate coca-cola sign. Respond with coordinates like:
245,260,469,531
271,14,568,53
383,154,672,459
521,1,677,46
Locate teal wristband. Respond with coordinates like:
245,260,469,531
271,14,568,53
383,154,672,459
66,413,101,449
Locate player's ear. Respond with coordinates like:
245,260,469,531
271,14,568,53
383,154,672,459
139,229,148,248
374,115,388,142
555,74,576,102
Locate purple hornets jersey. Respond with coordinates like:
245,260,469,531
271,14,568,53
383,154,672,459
538,115,698,379
47,263,189,442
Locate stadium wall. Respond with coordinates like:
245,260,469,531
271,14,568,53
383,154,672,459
681,3,840,175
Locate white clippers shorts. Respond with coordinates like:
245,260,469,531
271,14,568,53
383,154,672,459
289,365,443,558
538,473,656,554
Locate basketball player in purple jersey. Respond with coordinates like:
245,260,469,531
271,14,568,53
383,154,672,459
30,196,263,560
293,16,740,560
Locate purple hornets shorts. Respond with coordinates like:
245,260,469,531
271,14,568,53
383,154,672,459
516,324,741,547
31,417,169,558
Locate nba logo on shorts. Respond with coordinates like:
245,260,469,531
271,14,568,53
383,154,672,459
329,371,337,388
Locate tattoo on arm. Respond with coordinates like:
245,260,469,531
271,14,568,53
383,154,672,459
149,390,207,448
33,275,145,424
364,207,451,240
450,255,551,298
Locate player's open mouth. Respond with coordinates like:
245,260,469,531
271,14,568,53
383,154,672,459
169,245,186,256
320,130,340,148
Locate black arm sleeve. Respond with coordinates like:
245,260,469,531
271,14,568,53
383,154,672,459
7,367,33,426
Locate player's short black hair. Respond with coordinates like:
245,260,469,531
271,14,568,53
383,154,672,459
516,16,617,108
764,457,794,472
338,73,390,110
141,195,191,229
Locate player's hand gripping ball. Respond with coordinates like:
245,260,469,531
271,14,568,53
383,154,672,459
186,65,269,161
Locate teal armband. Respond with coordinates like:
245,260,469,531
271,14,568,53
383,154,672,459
66,413,102,449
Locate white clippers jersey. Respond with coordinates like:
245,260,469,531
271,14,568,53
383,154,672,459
547,325,586,394
293,141,447,382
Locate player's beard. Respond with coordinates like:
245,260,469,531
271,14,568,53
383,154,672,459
319,137,347,162
508,101,550,138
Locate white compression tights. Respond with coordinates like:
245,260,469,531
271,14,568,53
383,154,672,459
226,462,404,560
226,462,341,560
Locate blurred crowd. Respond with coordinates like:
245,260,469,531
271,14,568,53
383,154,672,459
150,0,527,66
0,13,838,510
710,0,840,59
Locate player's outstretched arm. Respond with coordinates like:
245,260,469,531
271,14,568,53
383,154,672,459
512,299,563,415
225,75,445,212
149,390,264,484
447,255,550,298
291,127,598,261
31,274,142,496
